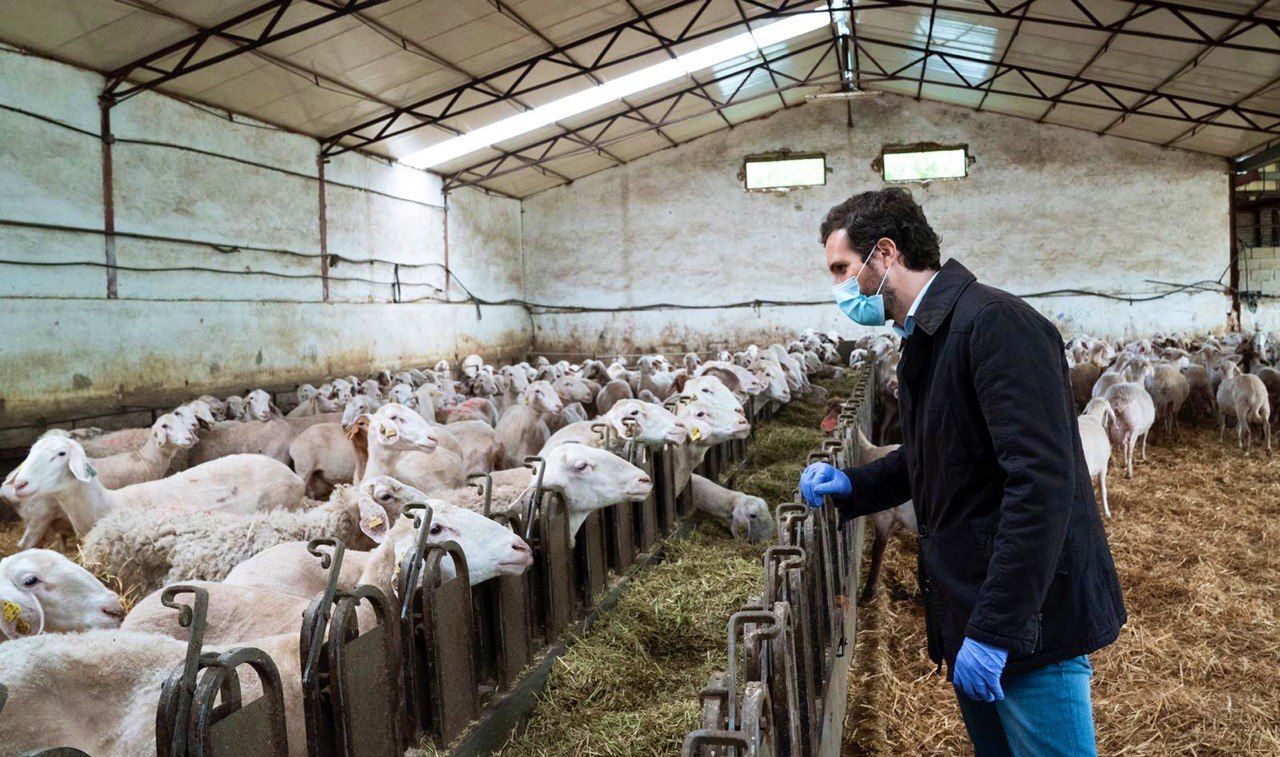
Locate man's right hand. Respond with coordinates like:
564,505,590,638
800,462,852,508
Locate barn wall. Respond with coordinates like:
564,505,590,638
520,95,1232,355
0,47,527,442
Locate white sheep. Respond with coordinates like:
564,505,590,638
1144,363,1190,435
223,492,533,598
360,404,466,493
0,629,304,755
849,426,916,605
1078,398,1114,517
0,549,124,639
91,412,198,489
1217,368,1271,456
78,479,395,598
541,398,688,454
688,474,772,542
440,443,652,543
1103,382,1155,478
124,500,533,645
494,381,563,467
9,436,305,538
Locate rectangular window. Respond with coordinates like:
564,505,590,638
880,145,969,182
742,153,826,191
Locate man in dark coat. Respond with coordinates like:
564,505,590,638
802,188,1126,755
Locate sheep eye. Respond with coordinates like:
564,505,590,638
697,411,707,418
429,523,443,535
162,424,169,429
378,493,392,501
629,410,640,416
20,575,38,588
58,451,66,457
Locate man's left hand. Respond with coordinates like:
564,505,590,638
952,637,1008,702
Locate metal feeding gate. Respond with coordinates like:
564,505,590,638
155,585,289,757
684,365,875,756
300,538,402,757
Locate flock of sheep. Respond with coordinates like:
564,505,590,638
0,332,843,754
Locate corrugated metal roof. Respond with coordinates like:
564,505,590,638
1,0,1276,198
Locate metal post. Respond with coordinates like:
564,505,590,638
1229,161,1241,328
317,152,330,302
99,98,118,299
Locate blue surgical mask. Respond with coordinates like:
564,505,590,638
832,253,892,326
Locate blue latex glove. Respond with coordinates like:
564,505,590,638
799,462,851,508
952,637,1009,702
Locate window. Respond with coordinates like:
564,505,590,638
878,145,970,183
742,152,827,192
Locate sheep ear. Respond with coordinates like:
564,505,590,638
192,402,215,426
357,497,391,543
67,445,96,482
0,585,44,638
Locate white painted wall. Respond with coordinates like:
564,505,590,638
0,46,1236,443
521,95,1232,355
0,47,526,441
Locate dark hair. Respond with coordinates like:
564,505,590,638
819,187,941,271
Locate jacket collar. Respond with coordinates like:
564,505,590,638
911,258,975,337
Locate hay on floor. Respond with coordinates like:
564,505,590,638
844,425,1280,754
500,379,855,755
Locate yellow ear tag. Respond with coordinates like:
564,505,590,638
3,600,31,635
367,515,384,529
689,426,703,442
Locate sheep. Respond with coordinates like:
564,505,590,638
91,413,198,489
1078,398,1114,517
287,384,339,417
242,388,284,421
188,417,296,466
223,491,533,598
288,420,358,499
693,361,765,400
0,549,124,639
595,379,633,415
541,398,688,454
1145,363,1190,435
125,502,533,646
0,628,308,755
688,474,772,542
78,479,398,598
9,436,305,538
360,404,466,493
444,419,505,475
1217,369,1271,456
1103,382,1156,478
1182,363,1216,420
1069,361,1102,410
495,381,563,467
440,443,652,544
848,426,917,605
1091,369,1126,401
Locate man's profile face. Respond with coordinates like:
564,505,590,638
825,228,871,292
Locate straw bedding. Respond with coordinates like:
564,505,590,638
844,425,1280,754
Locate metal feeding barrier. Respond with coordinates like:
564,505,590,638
0,391,777,756
683,363,875,756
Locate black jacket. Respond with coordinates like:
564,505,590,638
835,259,1126,676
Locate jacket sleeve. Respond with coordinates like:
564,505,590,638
834,445,912,520
963,302,1076,654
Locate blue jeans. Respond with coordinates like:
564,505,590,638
955,655,1096,757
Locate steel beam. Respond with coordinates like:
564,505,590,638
104,0,394,103
442,38,840,192
320,0,831,156
1097,0,1273,136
